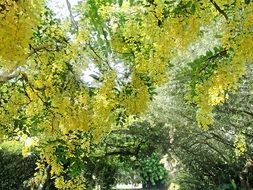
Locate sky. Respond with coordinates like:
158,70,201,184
47,0,98,85
47,0,80,18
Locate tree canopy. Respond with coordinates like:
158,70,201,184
0,0,253,189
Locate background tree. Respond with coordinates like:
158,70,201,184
146,63,253,189
0,141,36,190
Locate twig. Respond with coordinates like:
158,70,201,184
207,49,227,61
198,49,227,73
0,66,20,83
66,0,79,31
88,42,113,70
210,0,229,21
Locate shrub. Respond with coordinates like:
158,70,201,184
0,141,36,190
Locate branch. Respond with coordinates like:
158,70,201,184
21,72,46,91
203,141,229,163
28,44,52,57
0,66,20,83
38,165,51,190
88,42,113,70
210,0,229,20
0,45,54,83
105,150,137,157
66,0,79,31
226,107,253,118
105,141,145,157
207,49,227,61
198,49,228,73
22,80,32,102
106,143,136,149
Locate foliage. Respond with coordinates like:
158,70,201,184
108,122,170,186
0,141,36,190
139,153,168,188
0,0,253,188
77,120,170,189
147,64,253,189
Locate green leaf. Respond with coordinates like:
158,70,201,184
231,179,237,190
118,0,123,6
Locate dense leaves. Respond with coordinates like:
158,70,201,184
0,0,253,189
146,64,253,189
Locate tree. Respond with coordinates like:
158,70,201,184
0,0,253,188
100,120,170,189
146,63,253,189
72,119,171,189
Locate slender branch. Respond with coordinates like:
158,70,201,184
207,49,227,61
22,80,32,102
0,66,20,83
203,141,229,163
210,0,229,20
198,49,227,73
105,150,136,157
0,44,56,83
106,143,136,149
38,165,51,190
66,0,79,31
226,107,253,118
28,44,52,57
88,42,113,70
105,141,145,157
0,72,19,83
21,72,46,91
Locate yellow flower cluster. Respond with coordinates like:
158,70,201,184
0,0,44,67
194,58,245,130
110,0,203,87
193,1,253,130
91,72,117,141
55,175,86,190
234,134,246,156
121,74,149,115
